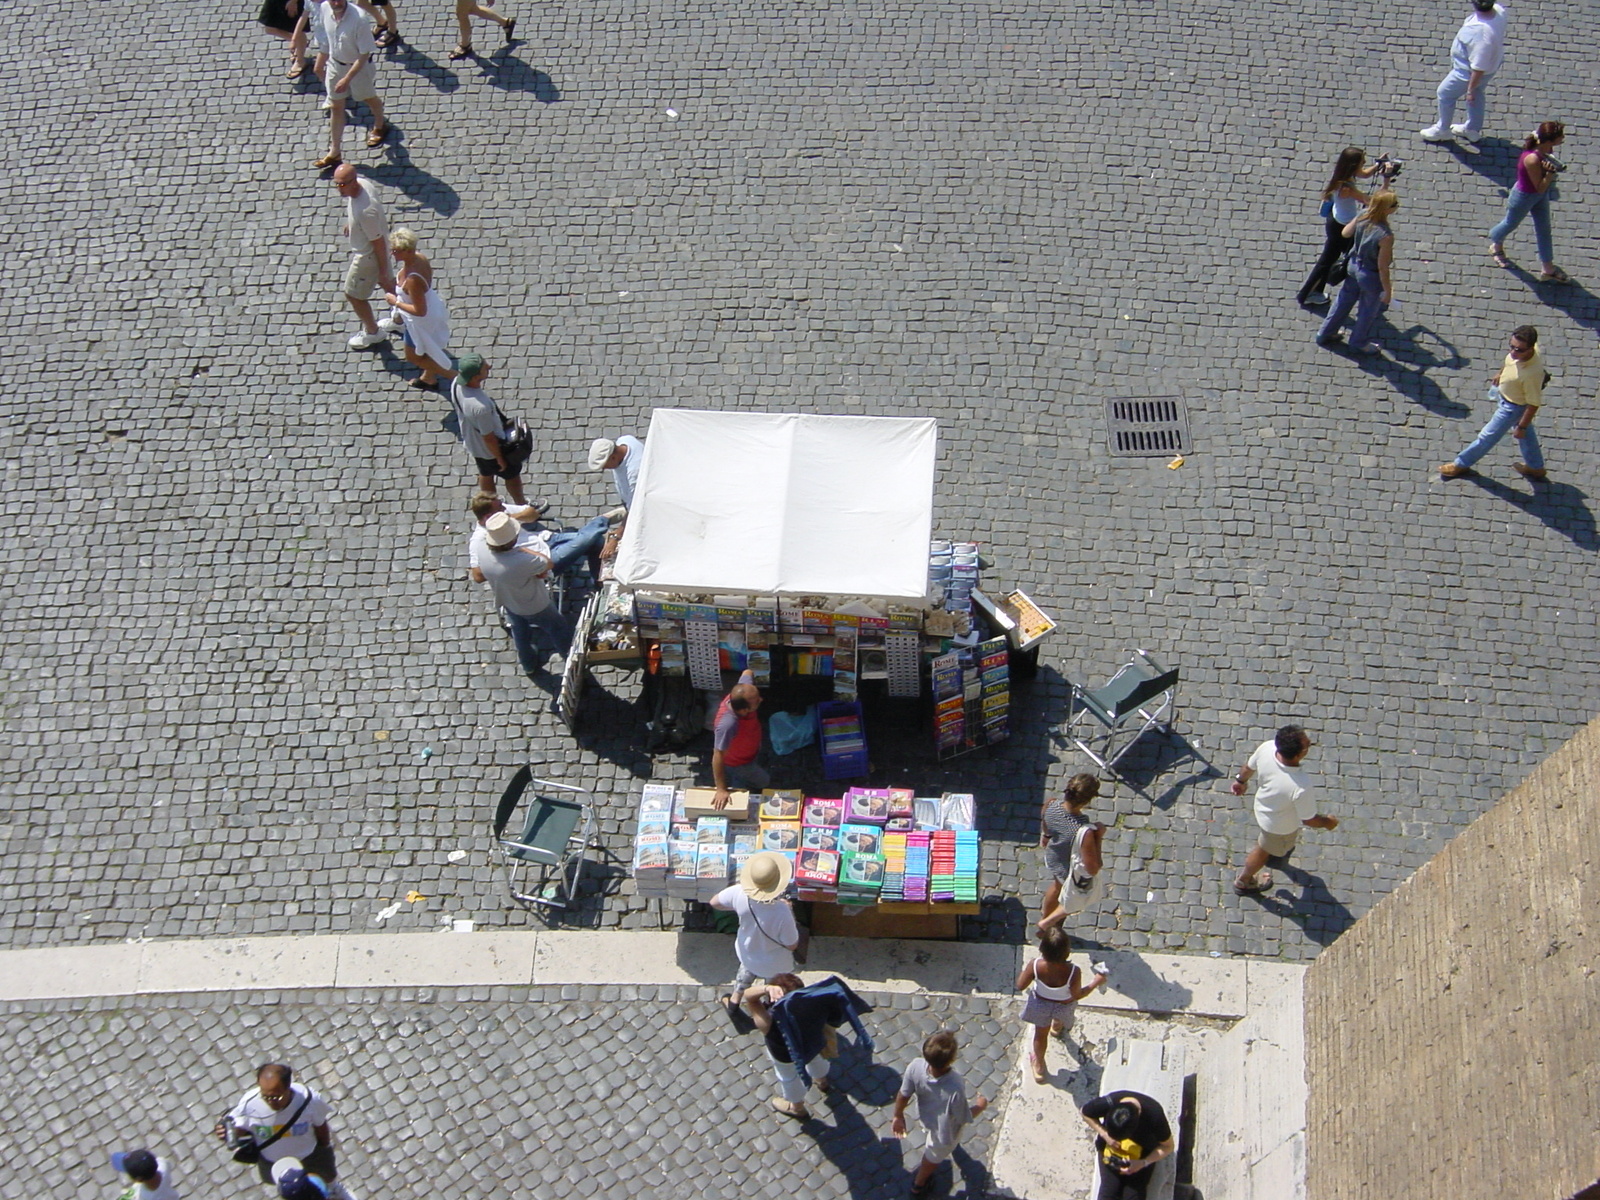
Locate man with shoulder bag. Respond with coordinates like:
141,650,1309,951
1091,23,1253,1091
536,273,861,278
448,353,539,518
215,1064,348,1196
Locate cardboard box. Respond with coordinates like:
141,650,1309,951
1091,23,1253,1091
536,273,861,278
683,788,750,819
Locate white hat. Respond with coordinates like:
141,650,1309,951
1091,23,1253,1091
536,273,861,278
587,437,617,471
484,512,522,549
270,1160,304,1185
738,851,793,902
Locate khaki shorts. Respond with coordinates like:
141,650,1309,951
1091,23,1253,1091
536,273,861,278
328,57,378,103
1258,828,1300,858
344,249,381,298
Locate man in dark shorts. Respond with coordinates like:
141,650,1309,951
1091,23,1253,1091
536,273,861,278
1080,1090,1176,1200
447,354,537,518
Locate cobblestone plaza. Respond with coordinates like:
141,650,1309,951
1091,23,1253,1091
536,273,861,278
1,0,1598,1191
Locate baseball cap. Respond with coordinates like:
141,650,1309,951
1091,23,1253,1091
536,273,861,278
272,1159,329,1200
587,438,616,470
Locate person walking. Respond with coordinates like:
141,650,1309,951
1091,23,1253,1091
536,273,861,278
1015,927,1108,1084
1316,191,1397,356
449,0,516,60
1297,147,1380,307
711,850,800,1008
314,0,389,171
478,512,570,677
259,0,308,76
380,228,453,389
216,1064,342,1191
118,1149,180,1200
1037,773,1108,933
1230,725,1339,895
1489,123,1571,283
1419,0,1508,144
1080,1090,1177,1200
891,1030,989,1198
1439,325,1551,481
447,355,538,516
330,165,394,349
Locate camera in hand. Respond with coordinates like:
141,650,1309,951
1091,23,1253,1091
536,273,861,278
1542,154,1566,174
1373,153,1403,181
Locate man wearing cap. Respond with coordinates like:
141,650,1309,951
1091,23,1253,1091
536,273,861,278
216,1064,340,1191
711,850,800,1009
711,667,767,810
478,511,571,678
119,1149,180,1200
1419,0,1509,144
586,434,645,510
449,355,537,519
271,1156,353,1200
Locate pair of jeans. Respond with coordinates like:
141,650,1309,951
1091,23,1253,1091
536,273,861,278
1317,262,1384,347
1298,216,1352,303
1454,390,1543,471
504,604,573,675
546,515,609,581
1489,186,1554,265
1436,64,1492,132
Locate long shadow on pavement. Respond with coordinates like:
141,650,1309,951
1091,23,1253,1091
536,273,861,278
1369,323,1470,418
361,133,462,216
1466,473,1599,551
479,48,563,100
387,43,462,92
1444,136,1519,189
1242,861,1356,946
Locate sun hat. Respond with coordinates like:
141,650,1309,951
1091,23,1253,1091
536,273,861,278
483,512,522,550
739,850,793,902
587,437,617,470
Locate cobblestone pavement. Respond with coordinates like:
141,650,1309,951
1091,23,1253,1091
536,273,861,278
5,985,1015,1200
2,0,1599,961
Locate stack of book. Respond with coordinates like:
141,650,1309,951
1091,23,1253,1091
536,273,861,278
837,847,885,906
797,796,843,901
929,831,958,902
880,831,908,901
819,701,868,779
843,787,890,825
631,784,677,899
952,830,980,902
758,789,805,880
902,832,931,902
886,788,916,833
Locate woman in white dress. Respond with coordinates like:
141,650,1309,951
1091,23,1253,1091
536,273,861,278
382,227,454,390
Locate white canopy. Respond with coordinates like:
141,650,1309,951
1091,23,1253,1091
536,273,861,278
613,410,938,602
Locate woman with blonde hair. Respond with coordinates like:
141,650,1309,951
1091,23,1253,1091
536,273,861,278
381,228,454,390
1317,190,1397,356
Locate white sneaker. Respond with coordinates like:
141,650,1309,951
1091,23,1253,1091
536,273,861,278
347,329,387,349
1450,123,1481,143
1419,124,1452,142
320,95,334,111
1303,291,1329,306
603,506,628,524
376,316,403,333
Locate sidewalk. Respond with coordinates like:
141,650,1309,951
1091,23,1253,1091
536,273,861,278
0,932,1305,1199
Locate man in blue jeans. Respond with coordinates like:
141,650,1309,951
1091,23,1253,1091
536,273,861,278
478,512,572,677
1419,0,1509,144
466,493,611,584
1439,324,1549,482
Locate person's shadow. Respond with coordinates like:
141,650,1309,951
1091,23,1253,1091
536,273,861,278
1508,267,1600,337
360,133,462,216
1467,474,1600,550
1363,323,1471,417
387,42,461,92
1240,861,1356,946
477,46,562,100
1445,136,1520,188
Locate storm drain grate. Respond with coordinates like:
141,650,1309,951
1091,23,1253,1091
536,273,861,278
1105,395,1192,457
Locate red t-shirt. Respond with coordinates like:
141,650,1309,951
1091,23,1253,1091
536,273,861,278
713,697,763,766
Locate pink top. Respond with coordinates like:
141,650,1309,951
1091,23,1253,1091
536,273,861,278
1513,150,1539,194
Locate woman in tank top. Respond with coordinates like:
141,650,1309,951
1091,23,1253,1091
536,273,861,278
1489,121,1570,283
1016,926,1108,1084
1316,190,1397,356
1297,146,1380,307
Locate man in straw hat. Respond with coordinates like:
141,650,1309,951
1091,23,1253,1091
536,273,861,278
711,850,800,1014
477,511,571,679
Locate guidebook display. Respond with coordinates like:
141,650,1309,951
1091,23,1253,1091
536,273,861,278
628,783,981,911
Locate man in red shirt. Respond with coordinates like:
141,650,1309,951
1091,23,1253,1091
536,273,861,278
712,668,767,809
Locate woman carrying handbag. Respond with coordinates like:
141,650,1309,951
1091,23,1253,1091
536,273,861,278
1298,147,1380,307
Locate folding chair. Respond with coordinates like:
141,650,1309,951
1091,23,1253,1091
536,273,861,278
490,768,595,909
1066,649,1179,774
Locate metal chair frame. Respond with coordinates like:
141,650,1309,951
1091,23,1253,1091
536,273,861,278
1067,648,1179,774
490,769,596,910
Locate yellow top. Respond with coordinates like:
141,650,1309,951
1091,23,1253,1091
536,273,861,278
1499,348,1545,409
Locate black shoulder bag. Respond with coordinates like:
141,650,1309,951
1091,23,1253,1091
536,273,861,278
230,1091,313,1164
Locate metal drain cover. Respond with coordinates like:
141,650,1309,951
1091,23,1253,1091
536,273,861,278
1105,395,1192,457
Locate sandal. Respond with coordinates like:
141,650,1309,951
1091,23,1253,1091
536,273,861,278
375,28,399,47
1540,267,1572,284
366,123,390,147
287,60,309,79
1030,1053,1047,1084
910,1179,933,1198
770,1097,808,1120
1490,249,1509,267
503,17,517,43
448,43,474,60
313,153,343,170
410,377,438,390
1233,871,1271,895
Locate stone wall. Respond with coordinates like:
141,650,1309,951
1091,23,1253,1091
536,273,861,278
1304,716,1600,1200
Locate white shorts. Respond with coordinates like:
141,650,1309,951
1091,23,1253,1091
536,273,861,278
921,1130,959,1163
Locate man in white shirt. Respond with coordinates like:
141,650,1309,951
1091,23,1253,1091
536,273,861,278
314,0,389,170
331,164,394,349
1229,725,1339,895
586,434,645,510
216,1064,341,1189
1420,0,1508,143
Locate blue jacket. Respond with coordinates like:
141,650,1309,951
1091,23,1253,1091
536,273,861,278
769,975,874,1085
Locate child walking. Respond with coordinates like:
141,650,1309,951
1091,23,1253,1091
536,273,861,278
891,1030,989,1197
1016,927,1109,1084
